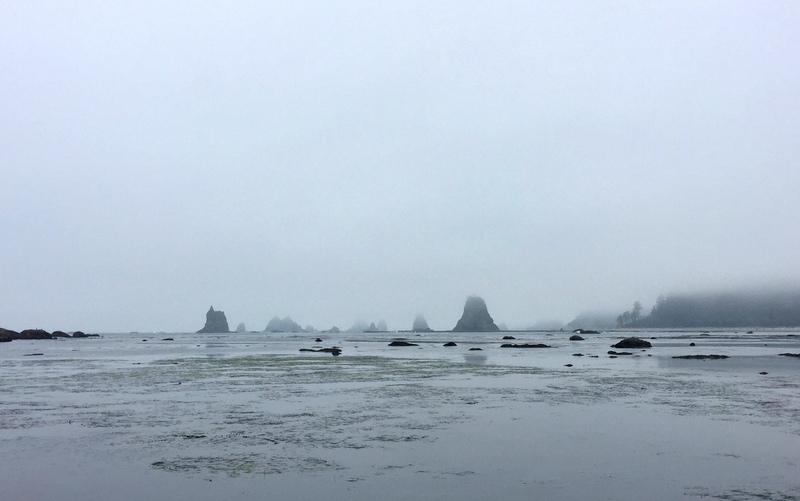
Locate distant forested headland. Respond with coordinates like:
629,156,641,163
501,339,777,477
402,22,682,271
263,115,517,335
617,289,800,328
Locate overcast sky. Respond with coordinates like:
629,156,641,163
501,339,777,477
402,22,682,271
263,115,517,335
2,1,799,333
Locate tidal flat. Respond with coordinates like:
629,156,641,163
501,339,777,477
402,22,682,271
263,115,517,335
1,331,799,500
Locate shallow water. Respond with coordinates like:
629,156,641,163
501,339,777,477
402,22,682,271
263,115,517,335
2,330,799,500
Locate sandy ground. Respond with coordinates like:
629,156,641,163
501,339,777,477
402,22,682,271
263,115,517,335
1,330,799,500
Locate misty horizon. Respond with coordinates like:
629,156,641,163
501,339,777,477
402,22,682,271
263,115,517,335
2,2,799,333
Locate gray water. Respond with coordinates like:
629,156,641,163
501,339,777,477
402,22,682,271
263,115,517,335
2,330,799,500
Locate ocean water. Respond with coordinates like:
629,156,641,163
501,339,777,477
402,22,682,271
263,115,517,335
1,330,799,500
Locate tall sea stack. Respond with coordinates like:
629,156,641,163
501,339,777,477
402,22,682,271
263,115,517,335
198,306,230,333
452,296,500,332
412,314,432,332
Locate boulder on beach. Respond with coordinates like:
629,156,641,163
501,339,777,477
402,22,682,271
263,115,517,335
197,306,230,333
452,296,500,332
388,341,418,347
569,335,584,341
443,342,458,347
611,337,652,349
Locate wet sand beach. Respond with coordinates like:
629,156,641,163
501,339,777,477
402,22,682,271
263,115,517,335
2,331,799,500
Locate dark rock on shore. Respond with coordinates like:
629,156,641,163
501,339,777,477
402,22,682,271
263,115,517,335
607,350,633,355
52,331,70,338
500,343,551,348
611,337,652,349
443,342,458,347
197,306,230,333
572,329,600,334
502,335,516,340
778,353,800,358
300,347,342,356
569,335,584,341
452,296,500,332
469,347,483,351
389,341,418,347
672,354,730,359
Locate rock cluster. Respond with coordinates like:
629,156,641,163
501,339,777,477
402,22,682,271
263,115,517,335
452,296,500,332
0,327,97,342
197,306,230,333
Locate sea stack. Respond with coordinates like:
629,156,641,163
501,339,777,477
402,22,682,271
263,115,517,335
452,296,500,332
197,306,230,333
412,314,433,332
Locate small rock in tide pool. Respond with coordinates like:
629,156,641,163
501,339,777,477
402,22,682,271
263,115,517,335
469,347,483,351
572,353,584,357
569,335,584,341
142,339,147,342
162,338,174,341
23,353,44,356
778,353,800,358
443,342,458,347
502,335,516,340
690,342,696,346
608,350,633,356
564,364,573,367
315,338,323,343
759,372,768,375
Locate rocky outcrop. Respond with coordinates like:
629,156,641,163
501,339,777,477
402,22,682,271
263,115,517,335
412,315,433,332
348,320,370,333
197,306,230,333
264,316,302,332
452,296,500,332
236,322,246,333
611,337,652,349
1,328,20,342
569,335,585,341
19,329,54,340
